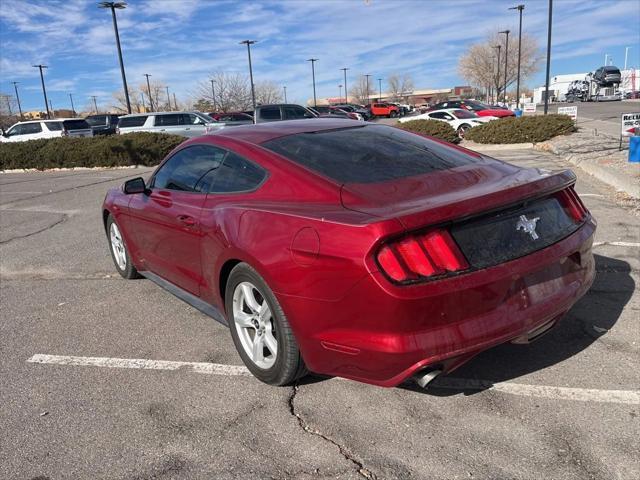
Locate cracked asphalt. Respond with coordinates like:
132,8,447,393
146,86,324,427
1,148,638,480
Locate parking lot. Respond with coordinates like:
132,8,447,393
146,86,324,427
1,148,638,479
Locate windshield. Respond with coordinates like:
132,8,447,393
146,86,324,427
452,109,478,119
85,115,107,126
262,124,479,184
196,112,215,123
464,101,489,111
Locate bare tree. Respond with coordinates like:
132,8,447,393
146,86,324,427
111,80,169,113
192,72,252,112
387,74,415,102
458,32,542,102
0,93,19,128
348,76,376,105
255,81,283,105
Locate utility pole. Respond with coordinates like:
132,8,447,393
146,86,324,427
509,4,525,108
493,45,502,104
338,84,342,102
307,58,318,107
69,93,76,115
210,78,217,112
364,74,371,105
240,40,257,119
12,82,23,120
624,47,630,70
543,0,553,114
32,64,50,119
99,2,131,113
165,86,171,111
143,73,154,111
341,67,349,104
499,30,510,104
91,96,99,114
173,92,178,111
283,86,287,103
378,78,382,102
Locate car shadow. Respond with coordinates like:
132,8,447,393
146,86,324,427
400,253,634,397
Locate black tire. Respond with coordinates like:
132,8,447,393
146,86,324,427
106,214,140,279
225,263,308,386
390,111,397,118
457,124,471,138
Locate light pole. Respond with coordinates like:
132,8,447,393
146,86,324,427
99,2,131,114
91,96,99,114
307,58,318,107
509,5,525,108
32,64,50,119
165,86,171,111
341,67,349,104
624,47,630,70
12,82,23,120
210,78,217,112
543,0,553,114
378,78,382,101
364,74,371,105
143,73,153,111
240,40,257,118
493,45,501,104
283,86,287,103
69,93,76,115
499,30,510,104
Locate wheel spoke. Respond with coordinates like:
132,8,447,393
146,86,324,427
258,302,271,322
251,334,265,363
235,310,254,328
241,284,260,313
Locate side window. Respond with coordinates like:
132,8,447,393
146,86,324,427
7,124,24,136
429,112,447,120
206,152,267,193
22,123,43,134
283,106,309,120
187,114,205,125
152,145,227,193
155,114,182,126
118,116,147,128
442,113,455,121
45,122,63,131
259,107,281,121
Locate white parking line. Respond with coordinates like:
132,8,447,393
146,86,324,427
593,241,640,248
27,354,640,405
27,353,251,376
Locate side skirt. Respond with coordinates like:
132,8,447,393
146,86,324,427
140,270,228,327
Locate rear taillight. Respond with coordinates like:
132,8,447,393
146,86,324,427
377,229,469,283
557,188,587,222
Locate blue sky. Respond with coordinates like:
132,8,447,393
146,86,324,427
1,0,638,112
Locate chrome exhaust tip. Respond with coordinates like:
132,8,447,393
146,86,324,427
413,369,442,389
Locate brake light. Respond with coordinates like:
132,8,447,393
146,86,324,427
377,229,469,283
557,188,587,222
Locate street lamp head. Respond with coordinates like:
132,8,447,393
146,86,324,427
240,40,256,45
98,2,127,9
509,4,525,10
32,64,48,68
499,30,510,34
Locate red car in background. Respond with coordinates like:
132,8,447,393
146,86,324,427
367,102,400,118
103,119,595,389
430,100,515,118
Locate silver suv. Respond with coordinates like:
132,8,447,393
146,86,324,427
116,111,223,137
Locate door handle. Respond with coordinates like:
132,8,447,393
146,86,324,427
177,215,197,227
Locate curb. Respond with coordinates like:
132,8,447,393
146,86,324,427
461,141,535,152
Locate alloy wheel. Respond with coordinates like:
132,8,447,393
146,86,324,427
232,281,277,369
110,222,127,270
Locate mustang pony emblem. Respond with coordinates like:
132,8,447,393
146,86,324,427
516,214,540,240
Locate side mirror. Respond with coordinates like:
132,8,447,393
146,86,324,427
123,177,147,195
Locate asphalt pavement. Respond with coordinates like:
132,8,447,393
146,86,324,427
1,150,638,479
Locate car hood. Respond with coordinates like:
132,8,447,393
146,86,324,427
340,158,575,230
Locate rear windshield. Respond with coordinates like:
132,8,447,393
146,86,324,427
118,116,147,128
262,124,479,184
63,120,90,130
45,122,63,131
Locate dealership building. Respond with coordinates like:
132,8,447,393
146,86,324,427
312,85,473,106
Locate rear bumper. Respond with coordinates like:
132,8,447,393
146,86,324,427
279,219,596,387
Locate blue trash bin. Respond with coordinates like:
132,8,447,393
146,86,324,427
514,109,523,117
629,136,640,163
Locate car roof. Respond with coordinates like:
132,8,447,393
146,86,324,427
211,118,363,144
118,111,203,118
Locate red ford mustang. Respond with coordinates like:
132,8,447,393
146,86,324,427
102,119,596,388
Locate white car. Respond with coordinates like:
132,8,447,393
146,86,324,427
398,108,496,137
0,119,94,142
117,111,223,137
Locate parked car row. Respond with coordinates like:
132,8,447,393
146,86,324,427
0,118,94,142
399,108,496,138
